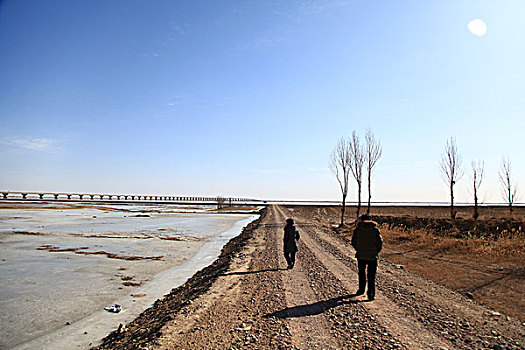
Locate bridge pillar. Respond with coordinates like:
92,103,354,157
2,193,8,199
67,194,72,200
79,195,84,200
39,194,44,199
54,194,59,200
22,193,27,199
99,195,103,200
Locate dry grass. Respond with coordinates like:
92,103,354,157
381,225,525,265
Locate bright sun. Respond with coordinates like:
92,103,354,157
467,18,487,36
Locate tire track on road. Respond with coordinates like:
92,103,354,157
270,205,342,349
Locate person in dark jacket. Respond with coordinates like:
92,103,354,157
351,214,383,300
283,218,300,269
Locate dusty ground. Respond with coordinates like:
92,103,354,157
95,205,524,349
294,205,525,322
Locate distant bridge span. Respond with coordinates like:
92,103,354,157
0,191,258,204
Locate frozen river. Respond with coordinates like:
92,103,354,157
0,202,259,349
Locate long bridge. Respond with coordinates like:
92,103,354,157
0,191,257,204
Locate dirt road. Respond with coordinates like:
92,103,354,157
98,205,525,349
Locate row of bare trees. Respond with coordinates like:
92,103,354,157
330,133,519,225
440,137,520,221
330,129,382,226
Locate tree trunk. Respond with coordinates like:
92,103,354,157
356,183,362,219
473,188,479,220
450,184,455,222
508,187,513,218
367,172,371,214
341,195,346,227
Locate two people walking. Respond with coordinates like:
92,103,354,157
283,213,382,300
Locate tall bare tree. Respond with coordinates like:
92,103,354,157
440,137,463,222
349,131,366,218
470,160,484,220
499,156,519,217
365,129,382,214
330,137,352,226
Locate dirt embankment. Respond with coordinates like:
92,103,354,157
94,205,524,350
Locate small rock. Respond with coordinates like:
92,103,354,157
84,331,88,334
65,322,71,325
465,292,474,299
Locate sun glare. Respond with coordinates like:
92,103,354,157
467,18,487,36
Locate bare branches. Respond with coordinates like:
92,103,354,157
349,131,366,218
440,137,463,222
471,160,484,220
330,137,352,226
499,156,519,217
440,137,464,186
365,129,382,214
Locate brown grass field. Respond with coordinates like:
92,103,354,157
289,205,525,321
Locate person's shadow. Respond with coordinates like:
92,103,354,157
221,268,287,276
264,294,365,319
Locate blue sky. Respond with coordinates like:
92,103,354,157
1,0,523,202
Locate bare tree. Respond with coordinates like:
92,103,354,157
470,160,484,220
365,129,382,214
330,137,352,226
440,137,463,222
499,156,519,217
349,131,366,219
